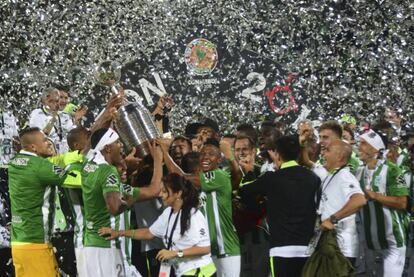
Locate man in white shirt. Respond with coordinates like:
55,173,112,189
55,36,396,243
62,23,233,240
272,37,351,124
318,140,367,265
29,88,75,154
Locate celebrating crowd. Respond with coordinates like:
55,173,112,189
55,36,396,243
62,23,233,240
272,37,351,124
1,87,414,277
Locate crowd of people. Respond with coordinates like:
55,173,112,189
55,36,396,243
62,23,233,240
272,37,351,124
0,87,414,277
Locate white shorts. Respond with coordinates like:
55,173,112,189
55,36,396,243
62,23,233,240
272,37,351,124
75,247,87,277
124,262,142,277
83,247,126,277
382,246,406,277
212,255,241,277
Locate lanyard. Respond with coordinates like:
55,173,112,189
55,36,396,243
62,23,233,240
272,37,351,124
164,209,180,250
321,165,347,194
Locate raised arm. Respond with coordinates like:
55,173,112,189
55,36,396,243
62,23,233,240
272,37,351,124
220,139,242,190
157,138,201,187
136,142,164,201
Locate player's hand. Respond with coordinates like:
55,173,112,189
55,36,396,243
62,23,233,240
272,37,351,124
320,219,335,231
298,123,313,145
364,188,378,201
219,139,234,161
156,249,178,262
148,140,163,163
74,106,88,121
239,154,255,173
156,138,172,153
98,227,119,240
125,147,143,172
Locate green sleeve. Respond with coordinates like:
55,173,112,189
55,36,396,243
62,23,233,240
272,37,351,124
348,155,361,175
133,187,140,200
386,162,409,197
199,169,231,193
38,158,67,186
101,166,121,195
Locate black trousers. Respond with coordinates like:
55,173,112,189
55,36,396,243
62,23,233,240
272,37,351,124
51,231,77,276
270,256,307,277
0,247,14,277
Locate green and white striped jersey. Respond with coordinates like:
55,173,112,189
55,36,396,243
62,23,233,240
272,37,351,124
8,150,67,244
199,169,240,257
356,160,409,250
81,160,122,248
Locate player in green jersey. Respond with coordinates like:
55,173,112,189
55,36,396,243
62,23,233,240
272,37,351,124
357,130,409,277
8,127,68,277
161,138,241,277
82,127,163,277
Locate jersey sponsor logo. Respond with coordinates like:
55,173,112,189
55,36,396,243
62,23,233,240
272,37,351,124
12,215,22,224
83,164,98,173
397,175,408,188
53,165,63,176
199,228,206,236
11,158,29,166
204,171,215,182
106,174,118,187
122,183,133,196
199,192,207,209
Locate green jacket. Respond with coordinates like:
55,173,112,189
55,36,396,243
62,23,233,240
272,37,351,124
302,230,354,277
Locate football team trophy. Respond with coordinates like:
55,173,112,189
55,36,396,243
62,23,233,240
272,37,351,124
95,60,161,157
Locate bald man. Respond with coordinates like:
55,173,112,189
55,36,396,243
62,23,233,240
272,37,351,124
8,127,69,276
318,140,366,266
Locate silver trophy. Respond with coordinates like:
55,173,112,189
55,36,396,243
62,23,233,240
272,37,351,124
95,61,161,157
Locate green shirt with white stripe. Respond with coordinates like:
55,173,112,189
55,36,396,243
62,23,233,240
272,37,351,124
200,169,240,257
8,150,67,244
82,161,122,248
356,160,409,250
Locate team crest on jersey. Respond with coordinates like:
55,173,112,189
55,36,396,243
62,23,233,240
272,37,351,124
106,174,118,187
84,164,98,173
11,158,28,166
204,171,215,182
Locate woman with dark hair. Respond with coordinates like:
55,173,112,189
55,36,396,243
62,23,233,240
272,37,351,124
99,173,216,277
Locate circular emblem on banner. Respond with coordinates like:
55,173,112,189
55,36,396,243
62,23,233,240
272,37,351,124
185,38,218,75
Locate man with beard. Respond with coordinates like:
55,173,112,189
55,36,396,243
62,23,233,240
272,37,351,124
169,136,192,167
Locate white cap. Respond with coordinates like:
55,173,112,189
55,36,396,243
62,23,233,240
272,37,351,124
359,130,385,151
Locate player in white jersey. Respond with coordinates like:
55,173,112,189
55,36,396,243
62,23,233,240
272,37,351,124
356,130,409,277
